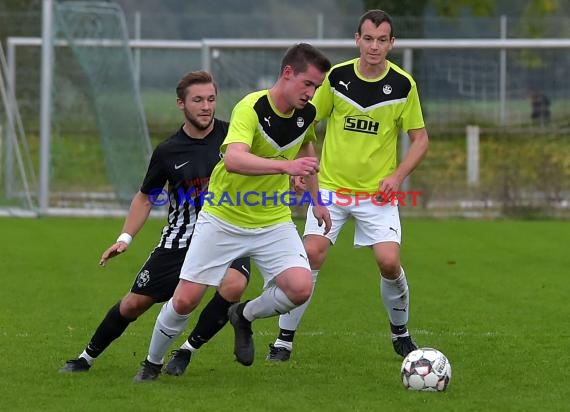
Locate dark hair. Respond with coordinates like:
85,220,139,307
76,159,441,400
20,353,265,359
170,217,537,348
176,70,217,100
357,9,394,38
280,43,331,76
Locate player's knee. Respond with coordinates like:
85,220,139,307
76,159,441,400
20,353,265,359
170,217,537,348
218,275,247,302
295,286,312,305
288,290,311,305
287,276,313,305
171,294,196,315
120,294,152,318
304,241,327,269
379,260,401,279
119,300,141,318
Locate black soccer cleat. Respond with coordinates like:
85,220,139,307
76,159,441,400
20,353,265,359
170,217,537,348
59,357,91,373
392,335,418,358
165,349,192,376
228,302,254,366
133,359,162,383
266,344,291,362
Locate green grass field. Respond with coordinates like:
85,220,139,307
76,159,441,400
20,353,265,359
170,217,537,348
1,217,569,411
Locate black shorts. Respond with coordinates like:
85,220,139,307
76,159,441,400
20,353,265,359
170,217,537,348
130,247,250,302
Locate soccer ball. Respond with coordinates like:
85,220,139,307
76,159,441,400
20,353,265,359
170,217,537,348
401,348,451,392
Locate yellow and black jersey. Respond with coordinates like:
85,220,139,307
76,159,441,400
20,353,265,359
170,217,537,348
204,90,317,227
313,58,425,194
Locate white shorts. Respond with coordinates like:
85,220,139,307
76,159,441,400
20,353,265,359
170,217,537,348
180,212,310,288
304,189,401,247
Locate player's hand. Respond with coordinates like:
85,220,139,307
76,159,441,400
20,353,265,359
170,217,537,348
290,176,307,193
312,204,331,235
287,157,319,176
378,174,402,199
99,242,129,266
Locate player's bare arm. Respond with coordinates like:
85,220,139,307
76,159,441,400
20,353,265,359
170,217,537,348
99,191,152,266
379,127,429,195
297,142,331,234
224,142,319,176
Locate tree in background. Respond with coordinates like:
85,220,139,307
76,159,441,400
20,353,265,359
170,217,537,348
430,0,494,16
362,0,428,37
363,0,565,19
0,0,41,42
363,0,428,17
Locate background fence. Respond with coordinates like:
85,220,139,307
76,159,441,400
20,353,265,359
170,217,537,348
1,2,569,217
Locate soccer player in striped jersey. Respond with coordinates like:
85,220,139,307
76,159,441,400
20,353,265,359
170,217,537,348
134,43,332,381
59,71,250,375
268,9,429,361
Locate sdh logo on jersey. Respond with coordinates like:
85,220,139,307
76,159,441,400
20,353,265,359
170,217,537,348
343,115,379,135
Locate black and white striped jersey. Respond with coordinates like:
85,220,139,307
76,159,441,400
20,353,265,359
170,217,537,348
140,119,228,249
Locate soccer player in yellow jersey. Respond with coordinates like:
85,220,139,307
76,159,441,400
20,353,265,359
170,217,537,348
268,9,429,361
134,43,332,380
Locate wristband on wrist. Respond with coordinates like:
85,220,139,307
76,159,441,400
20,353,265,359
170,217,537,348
116,233,132,246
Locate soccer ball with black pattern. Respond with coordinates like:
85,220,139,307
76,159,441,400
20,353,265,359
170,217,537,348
401,348,451,391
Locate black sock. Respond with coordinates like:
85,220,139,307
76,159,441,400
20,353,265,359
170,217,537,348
390,322,408,336
278,328,296,343
85,301,135,358
186,291,233,350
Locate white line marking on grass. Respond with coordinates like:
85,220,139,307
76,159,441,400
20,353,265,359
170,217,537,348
257,329,501,337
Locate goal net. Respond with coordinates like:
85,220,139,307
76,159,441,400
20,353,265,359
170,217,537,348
0,42,37,216
50,1,151,210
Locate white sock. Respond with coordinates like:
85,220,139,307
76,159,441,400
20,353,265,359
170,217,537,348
391,330,410,340
180,341,198,352
380,267,410,328
276,270,319,335
274,339,293,351
79,351,95,365
147,299,190,365
242,285,297,321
